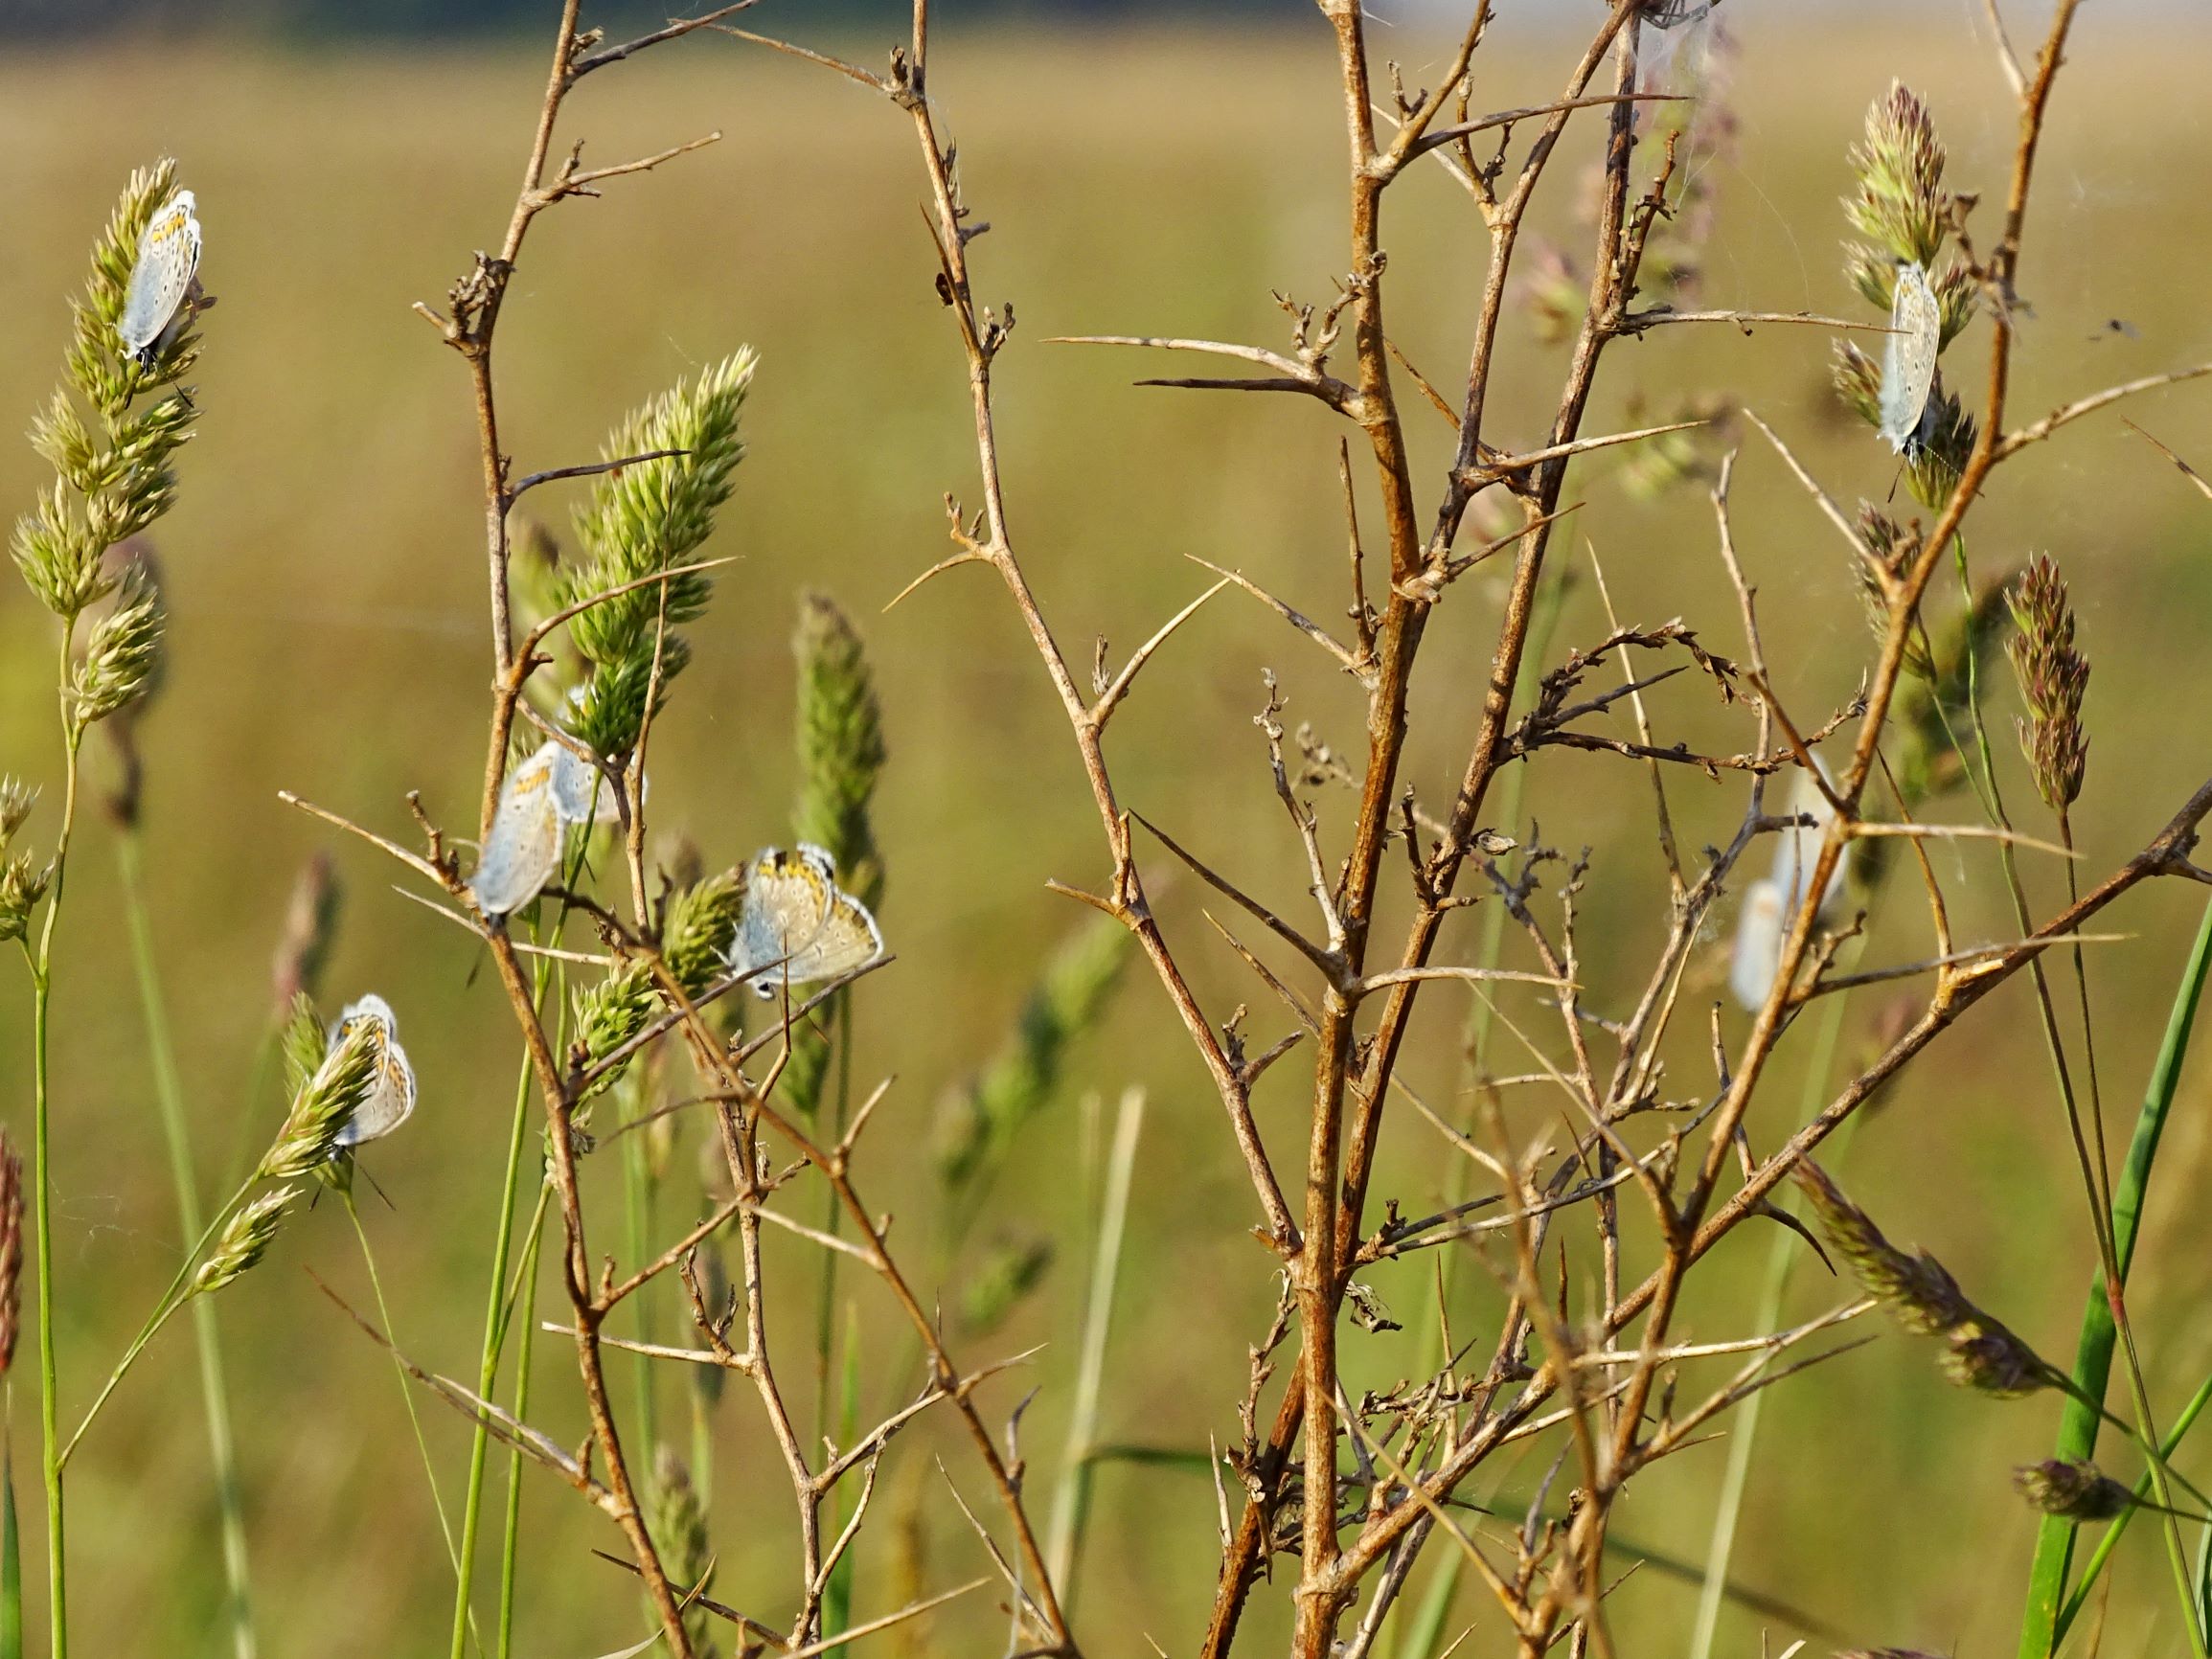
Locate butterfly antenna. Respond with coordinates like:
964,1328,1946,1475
360,1162,399,1213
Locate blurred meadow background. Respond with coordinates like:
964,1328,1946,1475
1,2,2211,1653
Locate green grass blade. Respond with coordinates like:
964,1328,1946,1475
118,834,257,1659
1688,992,1856,1659
1392,1557,1462,1659
1045,1086,1145,1614
2060,1370,2212,1630
822,1299,863,1655
496,1199,547,1659
2023,897,2212,1658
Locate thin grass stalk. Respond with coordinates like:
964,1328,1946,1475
450,1046,541,1659
497,1199,549,1659
26,622,82,1659
2024,897,2212,1655
1939,539,2201,1647
1045,1087,1145,1611
453,852,593,1654
342,1191,475,1618
821,1299,862,1655
61,1187,246,1466
2061,1368,2212,1636
812,992,854,1446
1687,990,1856,1659
624,1104,659,1457
116,831,256,1659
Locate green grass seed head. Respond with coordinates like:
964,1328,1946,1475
193,1186,298,1297
260,1017,376,1179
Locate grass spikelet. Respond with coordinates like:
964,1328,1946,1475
793,591,887,911
960,1235,1054,1336
0,1133,21,1378
269,853,341,1020
191,1188,298,1297
259,1018,376,1179
560,352,754,758
15,165,202,622
67,568,163,731
1845,82,1950,267
2006,555,2090,813
573,962,656,1099
1794,1160,2063,1401
1790,1159,1970,1334
661,871,743,1001
647,1447,718,1659
2015,1459,2133,1522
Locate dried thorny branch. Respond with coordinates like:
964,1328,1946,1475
710,3,2212,1656
58,4,2190,1658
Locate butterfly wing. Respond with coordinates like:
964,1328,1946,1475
471,749,563,917
1768,760,1851,921
1728,878,1788,1013
733,847,835,995
119,192,201,361
785,885,884,986
732,845,883,996
336,1027,418,1147
545,741,597,825
1879,262,1942,454
319,996,416,1148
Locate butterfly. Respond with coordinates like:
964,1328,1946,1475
327,994,417,1148
1728,877,1787,1013
549,741,625,827
1770,758,1852,922
729,844,884,999
1880,260,1942,455
119,190,203,367
471,744,566,918
472,739,626,917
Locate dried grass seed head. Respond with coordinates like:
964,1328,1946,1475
1790,1160,1970,1335
2014,1458,2132,1521
0,851,55,945
1904,377,1976,509
1846,82,1951,267
69,560,166,731
0,1129,22,1375
1938,1316,2054,1398
0,779,34,848
271,852,343,1020
2006,555,2090,812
